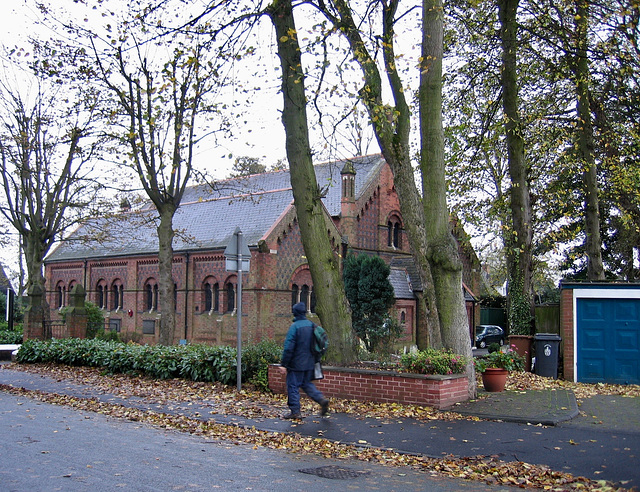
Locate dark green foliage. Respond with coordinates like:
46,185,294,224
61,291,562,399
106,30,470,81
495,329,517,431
343,253,398,352
400,348,468,375
15,338,282,390
242,340,282,391
0,322,23,343
487,342,501,353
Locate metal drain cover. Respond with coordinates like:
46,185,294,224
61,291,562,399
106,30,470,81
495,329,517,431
298,465,370,480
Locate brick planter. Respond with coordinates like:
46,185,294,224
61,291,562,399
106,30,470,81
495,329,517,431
268,365,468,409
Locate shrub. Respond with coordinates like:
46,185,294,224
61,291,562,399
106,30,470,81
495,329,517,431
487,342,501,354
400,348,468,375
0,325,23,344
242,340,282,391
474,347,525,372
15,338,281,390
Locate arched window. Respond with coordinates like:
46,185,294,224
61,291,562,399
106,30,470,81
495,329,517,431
291,268,315,314
145,284,153,311
204,282,212,312
300,285,310,311
56,283,65,309
153,284,159,311
387,215,402,249
226,282,235,313
310,289,317,314
203,278,219,313
111,281,124,311
96,280,108,309
144,279,158,312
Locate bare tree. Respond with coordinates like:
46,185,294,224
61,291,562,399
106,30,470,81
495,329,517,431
0,69,103,304
90,19,228,345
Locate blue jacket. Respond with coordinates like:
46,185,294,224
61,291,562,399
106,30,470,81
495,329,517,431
281,303,315,371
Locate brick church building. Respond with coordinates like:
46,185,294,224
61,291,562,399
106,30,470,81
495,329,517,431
44,155,482,346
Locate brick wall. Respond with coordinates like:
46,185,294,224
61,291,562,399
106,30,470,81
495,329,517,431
560,288,575,381
268,365,468,409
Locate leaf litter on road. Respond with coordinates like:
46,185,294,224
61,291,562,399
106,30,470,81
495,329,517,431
2,362,637,491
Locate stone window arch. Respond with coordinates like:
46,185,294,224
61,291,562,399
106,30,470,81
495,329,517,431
111,279,124,311
224,276,236,314
55,281,65,309
144,278,158,312
290,267,315,313
96,279,108,310
387,213,403,249
202,277,219,313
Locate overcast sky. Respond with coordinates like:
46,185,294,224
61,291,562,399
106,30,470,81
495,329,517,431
0,1,296,286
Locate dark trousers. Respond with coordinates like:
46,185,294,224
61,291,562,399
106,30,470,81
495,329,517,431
286,369,324,413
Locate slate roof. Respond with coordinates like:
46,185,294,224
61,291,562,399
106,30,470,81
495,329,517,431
389,268,414,299
389,256,424,293
46,155,386,262
181,154,385,217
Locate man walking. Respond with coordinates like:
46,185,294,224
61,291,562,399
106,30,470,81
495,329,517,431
279,302,329,419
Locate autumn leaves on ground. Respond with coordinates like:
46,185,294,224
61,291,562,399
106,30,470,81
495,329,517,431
3,363,638,491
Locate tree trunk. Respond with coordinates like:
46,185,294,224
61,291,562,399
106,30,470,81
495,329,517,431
157,206,177,345
326,0,442,349
268,0,356,364
420,0,475,397
575,0,605,281
498,0,535,335
24,234,47,306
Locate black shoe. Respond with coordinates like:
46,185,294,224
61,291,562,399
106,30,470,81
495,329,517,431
320,399,330,416
282,412,302,420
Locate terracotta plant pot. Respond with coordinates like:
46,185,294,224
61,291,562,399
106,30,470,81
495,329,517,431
481,367,508,392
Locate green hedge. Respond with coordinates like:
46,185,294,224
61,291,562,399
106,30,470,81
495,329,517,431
399,348,468,375
0,325,23,344
16,338,282,389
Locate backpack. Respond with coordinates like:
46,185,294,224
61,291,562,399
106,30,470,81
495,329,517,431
310,323,329,360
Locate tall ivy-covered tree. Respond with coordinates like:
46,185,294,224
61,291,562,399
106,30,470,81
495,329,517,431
497,0,535,335
311,0,474,394
266,0,356,364
421,0,470,355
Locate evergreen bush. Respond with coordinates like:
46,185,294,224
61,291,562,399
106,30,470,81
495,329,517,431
15,338,282,390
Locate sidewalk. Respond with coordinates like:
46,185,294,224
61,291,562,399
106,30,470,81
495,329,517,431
1,360,638,490
451,387,579,425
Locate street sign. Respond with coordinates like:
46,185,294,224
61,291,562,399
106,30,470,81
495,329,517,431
223,227,251,391
224,227,251,272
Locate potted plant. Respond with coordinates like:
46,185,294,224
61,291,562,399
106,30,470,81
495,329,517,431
475,347,525,392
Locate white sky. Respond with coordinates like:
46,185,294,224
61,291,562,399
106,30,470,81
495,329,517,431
0,0,289,173
0,0,295,286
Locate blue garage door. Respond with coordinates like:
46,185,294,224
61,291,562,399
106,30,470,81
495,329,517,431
577,298,640,384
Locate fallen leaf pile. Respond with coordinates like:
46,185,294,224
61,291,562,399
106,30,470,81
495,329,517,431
505,371,640,399
2,362,637,491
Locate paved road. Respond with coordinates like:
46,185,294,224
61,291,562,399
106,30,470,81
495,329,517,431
0,392,508,492
1,363,638,490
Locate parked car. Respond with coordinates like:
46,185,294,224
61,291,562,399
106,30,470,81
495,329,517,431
475,325,505,349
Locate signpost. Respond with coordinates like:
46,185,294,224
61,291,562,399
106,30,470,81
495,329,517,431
223,228,251,391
